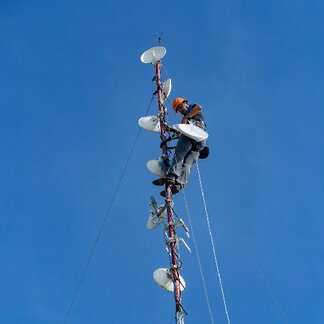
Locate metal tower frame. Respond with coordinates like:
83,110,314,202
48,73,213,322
154,60,185,324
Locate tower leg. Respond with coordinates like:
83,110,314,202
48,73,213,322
176,310,184,324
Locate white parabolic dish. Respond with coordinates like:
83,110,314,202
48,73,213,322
146,159,164,177
140,46,167,64
146,206,167,229
162,78,172,100
153,268,186,292
173,123,209,142
138,116,160,132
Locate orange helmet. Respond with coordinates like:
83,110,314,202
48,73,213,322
172,97,188,111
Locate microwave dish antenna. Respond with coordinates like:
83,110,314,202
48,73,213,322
162,78,172,101
146,159,165,177
172,123,209,142
138,116,160,132
140,46,167,64
153,268,186,292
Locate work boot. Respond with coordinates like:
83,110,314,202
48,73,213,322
153,173,176,186
152,178,165,186
171,183,182,194
159,190,168,198
164,173,176,185
159,184,182,197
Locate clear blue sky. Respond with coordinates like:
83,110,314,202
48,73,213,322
1,0,323,323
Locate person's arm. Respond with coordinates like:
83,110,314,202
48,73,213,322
181,104,202,123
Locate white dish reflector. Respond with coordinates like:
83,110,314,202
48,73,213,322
140,46,166,64
173,123,209,142
153,268,186,292
147,196,172,229
147,206,167,229
138,116,160,132
146,159,164,177
162,78,172,100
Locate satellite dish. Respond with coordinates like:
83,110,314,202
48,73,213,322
146,159,164,177
140,46,167,64
138,116,160,132
173,123,209,142
147,197,173,229
162,78,172,100
153,268,186,292
147,206,167,229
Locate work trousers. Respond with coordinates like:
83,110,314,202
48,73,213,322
169,135,205,186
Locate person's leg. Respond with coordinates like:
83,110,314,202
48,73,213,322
160,149,199,197
169,135,193,185
181,150,200,186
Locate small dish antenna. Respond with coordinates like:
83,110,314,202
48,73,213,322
147,210,166,229
162,78,172,100
138,116,160,132
147,196,167,229
146,159,164,177
173,123,209,142
140,46,167,64
153,268,186,292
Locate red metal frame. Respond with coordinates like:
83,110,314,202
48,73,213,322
154,62,183,320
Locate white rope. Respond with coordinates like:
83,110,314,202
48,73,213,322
168,125,227,322
168,135,215,323
196,161,231,324
205,174,289,324
182,190,215,324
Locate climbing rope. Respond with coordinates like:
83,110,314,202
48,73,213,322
182,190,215,324
196,161,231,324
204,170,289,324
163,88,229,322
63,94,155,323
167,135,215,324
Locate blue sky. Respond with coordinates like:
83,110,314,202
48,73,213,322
1,0,323,323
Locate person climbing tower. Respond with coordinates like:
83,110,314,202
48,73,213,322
154,97,207,197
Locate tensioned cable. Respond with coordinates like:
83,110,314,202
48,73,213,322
203,169,289,324
63,94,155,323
162,65,171,81
182,190,215,324
196,161,231,324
